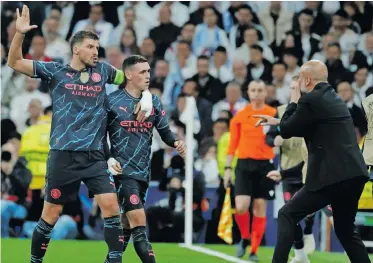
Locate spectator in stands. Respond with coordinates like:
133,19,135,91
25,35,52,62
72,4,113,48
283,48,301,83
272,62,291,104
344,1,373,34
265,83,281,108
234,27,274,65
209,46,233,83
231,60,250,97
117,2,154,29
1,141,32,238
152,60,169,89
153,1,190,28
119,28,140,57
229,5,266,48
43,18,70,64
325,42,352,87
140,38,158,76
195,138,219,185
169,40,197,80
43,4,71,41
189,2,223,28
212,81,248,121
352,67,373,106
10,77,51,133
330,9,359,55
292,8,322,62
360,33,373,70
292,1,332,37
337,81,368,141
191,55,224,104
280,32,304,62
181,80,213,139
343,2,363,34
193,7,230,57
258,1,293,56
246,44,272,83
311,32,337,62
104,46,125,95
150,5,181,58
112,7,149,48
25,99,43,127
165,22,196,62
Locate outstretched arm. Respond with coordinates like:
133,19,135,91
7,5,38,77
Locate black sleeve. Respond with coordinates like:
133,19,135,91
154,96,176,148
280,96,316,139
103,135,111,161
265,113,280,147
280,161,305,180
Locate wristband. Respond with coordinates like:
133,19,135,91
224,166,232,171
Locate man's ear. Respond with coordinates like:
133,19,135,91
124,70,131,81
73,45,79,56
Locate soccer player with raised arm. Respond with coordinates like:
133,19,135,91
105,55,186,263
7,6,152,263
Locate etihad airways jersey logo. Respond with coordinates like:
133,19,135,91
120,120,153,132
65,84,103,97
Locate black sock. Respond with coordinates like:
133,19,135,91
104,228,131,263
103,215,124,263
304,214,315,235
241,238,249,248
132,226,156,263
30,218,54,263
294,223,304,249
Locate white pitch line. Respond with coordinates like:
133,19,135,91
179,244,254,263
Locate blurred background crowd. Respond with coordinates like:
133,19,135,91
1,1,373,246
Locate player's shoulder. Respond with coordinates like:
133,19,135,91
35,60,64,69
107,89,123,100
96,61,118,71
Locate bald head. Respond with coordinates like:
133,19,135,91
299,60,328,92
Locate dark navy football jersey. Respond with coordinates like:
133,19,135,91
32,61,123,151
107,89,175,183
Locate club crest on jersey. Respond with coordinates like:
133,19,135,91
91,72,101,83
80,72,89,83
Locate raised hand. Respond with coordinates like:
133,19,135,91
253,115,280,127
16,5,38,34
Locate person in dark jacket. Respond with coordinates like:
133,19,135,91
255,60,370,263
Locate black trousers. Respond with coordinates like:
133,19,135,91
272,176,370,263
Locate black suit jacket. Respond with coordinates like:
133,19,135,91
280,82,369,191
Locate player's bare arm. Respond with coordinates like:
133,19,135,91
7,5,37,77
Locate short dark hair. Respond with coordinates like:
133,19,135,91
250,44,263,53
122,55,148,72
273,61,288,70
215,46,227,53
214,118,230,127
197,55,209,61
70,31,99,53
328,42,341,50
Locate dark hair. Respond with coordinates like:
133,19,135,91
50,4,62,13
214,118,230,127
44,105,53,115
250,44,263,53
328,42,341,50
273,61,288,70
197,55,209,61
215,46,227,53
122,55,148,72
9,131,22,141
237,4,252,13
299,8,314,17
178,40,192,49
70,31,99,53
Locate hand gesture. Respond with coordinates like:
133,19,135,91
223,169,232,189
135,90,153,122
174,140,186,158
253,115,280,127
290,80,301,104
266,170,282,182
16,5,38,34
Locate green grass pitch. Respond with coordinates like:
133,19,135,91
2,239,373,262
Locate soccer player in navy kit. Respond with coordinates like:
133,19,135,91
7,6,152,263
105,55,186,263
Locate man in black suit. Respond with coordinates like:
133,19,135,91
255,60,370,263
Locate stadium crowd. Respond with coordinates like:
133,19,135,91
1,0,373,248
